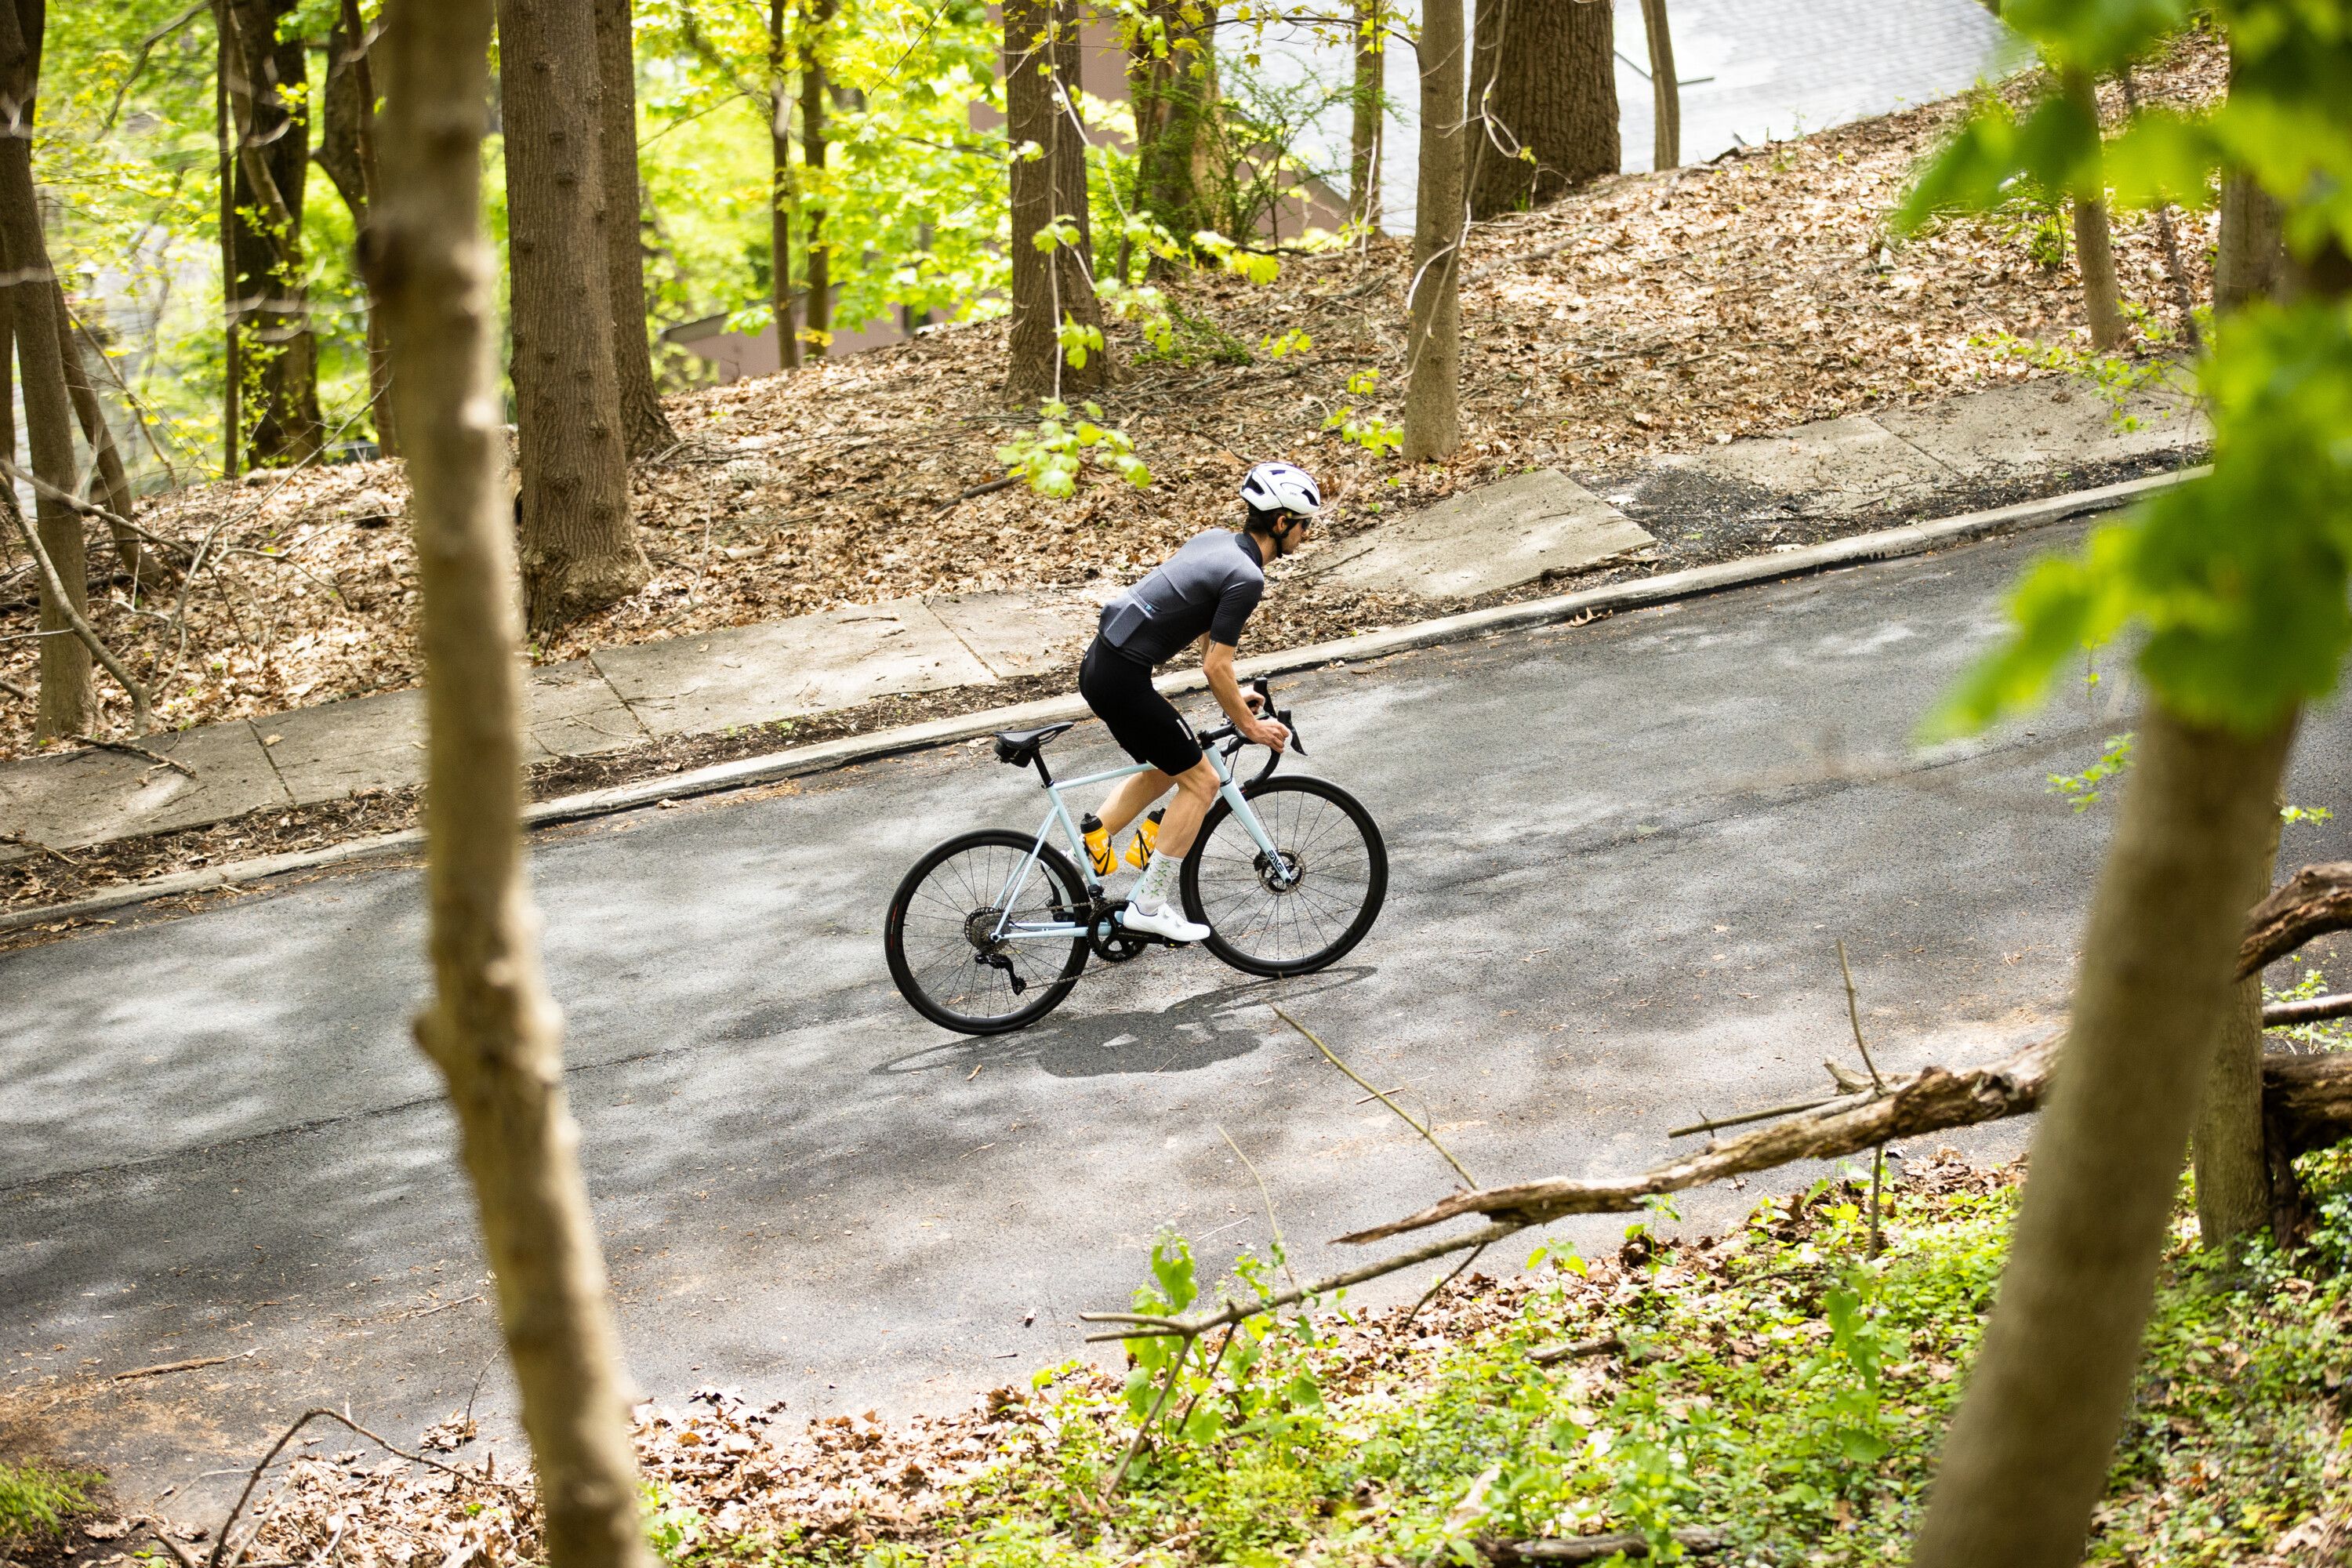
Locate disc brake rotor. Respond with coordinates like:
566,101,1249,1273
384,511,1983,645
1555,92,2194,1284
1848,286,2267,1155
1253,849,1302,893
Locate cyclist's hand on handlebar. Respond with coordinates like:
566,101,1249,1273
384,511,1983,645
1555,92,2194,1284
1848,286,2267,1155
1243,688,1267,714
1243,714,1290,753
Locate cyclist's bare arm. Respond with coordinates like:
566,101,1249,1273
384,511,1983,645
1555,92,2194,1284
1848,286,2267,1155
1203,640,1287,752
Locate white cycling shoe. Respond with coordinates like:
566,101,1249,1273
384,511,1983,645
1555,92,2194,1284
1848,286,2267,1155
1119,902,1212,944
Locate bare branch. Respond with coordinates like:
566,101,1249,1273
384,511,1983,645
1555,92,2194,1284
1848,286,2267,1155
1276,1005,1477,1186
4,494,157,733
2239,862,2352,979
71,731,198,779
2266,992,2352,1028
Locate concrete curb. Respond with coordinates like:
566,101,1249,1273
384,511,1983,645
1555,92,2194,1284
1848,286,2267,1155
1,465,2199,935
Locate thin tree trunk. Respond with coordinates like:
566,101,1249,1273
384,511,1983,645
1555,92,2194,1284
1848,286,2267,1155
1467,0,1616,220
592,0,676,456
0,0,96,738
2214,49,2283,314
1639,0,1678,170
216,0,323,465
0,281,16,550
497,0,647,632
799,0,831,359
2195,795,2283,1250
1050,0,1092,271
321,0,396,455
2061,67,2125,354
216,42,240,477
52,282,164,586
1349,0,1381,228
367,3,653,1566
1911,703,2298,1568
1402,0,1464,462
766,0,799,370
1004,0,1104,401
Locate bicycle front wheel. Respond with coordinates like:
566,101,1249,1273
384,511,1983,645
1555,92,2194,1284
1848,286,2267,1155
885,829,1091,1034
1181,775,1387,977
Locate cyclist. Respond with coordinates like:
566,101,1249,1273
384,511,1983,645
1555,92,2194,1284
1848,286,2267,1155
1078,460,1322,942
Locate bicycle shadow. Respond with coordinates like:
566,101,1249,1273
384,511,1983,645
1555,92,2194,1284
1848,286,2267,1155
873,964,1378,1081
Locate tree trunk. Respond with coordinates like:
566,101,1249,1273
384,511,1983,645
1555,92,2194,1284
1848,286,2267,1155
217,0,323,466
2214,49,2283,314
1004,0,1105,402
52,284,165,587
1128,0,1216,248
1639,0,1678,170
366,3,654,1566
592,0,676,456
1050,0,1092,270
497,0,647,633
766,0,799,370
1402,0,1464,462
2194,794,2284,1250
216,45,240,478
0,0,96,738
1349,0,1381,228
799,0,831,359
2061,67,2125,354
1467,0,1617,220
321,0,396,456
1911,703,2297,1568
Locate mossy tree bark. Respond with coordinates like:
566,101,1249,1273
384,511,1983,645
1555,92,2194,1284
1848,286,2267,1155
496,0,647,633
798,0,833,358
320,0,394,455
0,0,96,737
1402,0,1464,461
1004,0,1105,402
367,3,653,1566
1128,0,1217,251
216,0,323,466
1911,703,2298,1568
1467,0,1617,220
592,0,677,455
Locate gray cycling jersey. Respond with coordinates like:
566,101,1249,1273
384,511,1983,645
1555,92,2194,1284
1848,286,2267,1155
1097,529,1265,666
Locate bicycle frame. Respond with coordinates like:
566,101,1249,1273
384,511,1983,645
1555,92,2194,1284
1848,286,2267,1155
985,742,1291,942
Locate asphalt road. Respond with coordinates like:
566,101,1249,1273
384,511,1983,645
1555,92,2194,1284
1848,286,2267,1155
6,523,2347,1508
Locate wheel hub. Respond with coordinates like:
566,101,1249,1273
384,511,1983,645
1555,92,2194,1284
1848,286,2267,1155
1254,849,1301,893
963,907,1007,953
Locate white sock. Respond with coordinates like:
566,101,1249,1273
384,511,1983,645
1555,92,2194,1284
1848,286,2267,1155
1131,851,1177,913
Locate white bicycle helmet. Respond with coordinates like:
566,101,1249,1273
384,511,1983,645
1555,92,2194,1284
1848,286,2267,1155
1240,461,1323,517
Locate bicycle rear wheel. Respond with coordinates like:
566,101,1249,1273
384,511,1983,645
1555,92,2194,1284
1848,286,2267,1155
885,829,1091,1034
1181,775,1386,977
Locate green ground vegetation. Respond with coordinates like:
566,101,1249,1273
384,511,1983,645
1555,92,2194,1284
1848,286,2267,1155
678,1156,2352,1568
0,1460,101,1548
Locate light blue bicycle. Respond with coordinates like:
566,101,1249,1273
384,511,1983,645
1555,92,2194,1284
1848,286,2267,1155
884,680,1388,1034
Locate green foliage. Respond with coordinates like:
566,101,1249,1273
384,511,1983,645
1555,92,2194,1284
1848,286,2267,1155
1905,3,2352,740
0,1460,101,1544
644,1480,708,1565
707,1167,2352,1568
996,401,1151,499
1323,369,1402,457
2051,731,2136,811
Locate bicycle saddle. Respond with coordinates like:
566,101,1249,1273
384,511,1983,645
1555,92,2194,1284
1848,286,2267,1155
993,721,1076,767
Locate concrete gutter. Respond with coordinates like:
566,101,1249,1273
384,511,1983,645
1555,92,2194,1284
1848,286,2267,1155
0,465,2198,935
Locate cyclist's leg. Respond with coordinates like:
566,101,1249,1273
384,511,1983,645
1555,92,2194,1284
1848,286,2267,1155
1096,766,1172,837
1151,757,1221,858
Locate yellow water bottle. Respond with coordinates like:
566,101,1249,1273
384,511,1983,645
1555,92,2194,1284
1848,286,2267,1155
1125,808,1165,869
1080,813,1115,877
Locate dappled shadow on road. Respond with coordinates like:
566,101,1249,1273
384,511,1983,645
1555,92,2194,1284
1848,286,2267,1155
871,965,1377,1080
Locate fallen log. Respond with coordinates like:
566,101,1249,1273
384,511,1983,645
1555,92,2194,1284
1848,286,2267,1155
1341,1035,2064,1243
2240,862,2352,979
2263,992,2352,1028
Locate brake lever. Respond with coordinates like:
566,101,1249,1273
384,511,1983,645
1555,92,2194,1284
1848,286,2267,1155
1278,707,1306,757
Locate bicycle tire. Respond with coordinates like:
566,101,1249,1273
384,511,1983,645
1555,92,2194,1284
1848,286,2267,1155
885,829,1091,1034
1181,775,1387,977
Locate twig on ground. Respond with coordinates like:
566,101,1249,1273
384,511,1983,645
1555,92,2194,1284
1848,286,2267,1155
0,830,77,867
113,1349,249,1381
1099,1333,1196,1504
1527,1334,1623,1366
1482,1526,1727,1563
1403,1241,1489,1329
1668,1094,1848,1139
1276,1005,1477,1187
73,731,197,779
933,475,1018,519
1220,1123,1298,1294
1836,939,1889,1256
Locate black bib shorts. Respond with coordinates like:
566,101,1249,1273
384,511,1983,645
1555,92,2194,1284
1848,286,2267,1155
1080,637,1200,777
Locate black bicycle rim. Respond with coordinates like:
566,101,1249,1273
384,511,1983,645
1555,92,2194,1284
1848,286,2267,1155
885,830,1090,1033
1181,775,1386,977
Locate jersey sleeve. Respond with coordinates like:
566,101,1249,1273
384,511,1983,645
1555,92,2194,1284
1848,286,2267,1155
1207,571,1264,648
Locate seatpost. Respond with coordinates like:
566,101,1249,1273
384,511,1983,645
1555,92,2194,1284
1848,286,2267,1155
1032,753,1054,786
